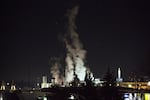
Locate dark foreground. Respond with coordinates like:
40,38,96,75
1,86,150,100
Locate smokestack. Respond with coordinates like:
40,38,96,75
116,67,123,82
118,68,121,79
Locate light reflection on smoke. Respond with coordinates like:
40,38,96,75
64,5,88,83
50,4,92,85
50,57,64,85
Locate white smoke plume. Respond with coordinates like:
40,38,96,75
64,5,87,83
50,58,64,84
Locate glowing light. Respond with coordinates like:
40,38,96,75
10,85,16,91
0,86,5,90
124,93,129,98
41,76,50,88
116,67,123,82
147,81,150,86
116,83,119,86
0,94,3,100
144,93,150,100
128,84,132,88
124,93,132,100
68,94,75,100
41,83,49,88
118,68,121,79
30,91,33,94
43,97,47,100
124,98,129,100
124,93,150,100
37,83,40,87
129,93,133,100
6,83,10,85
94,78,101,84
38,96,42,99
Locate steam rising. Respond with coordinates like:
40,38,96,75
64,5,87,83
50,58,63,84
50,4,89,85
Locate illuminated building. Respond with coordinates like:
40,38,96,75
0,81,5,90
51,78,55,86
41,76,50,88
10,81,16,91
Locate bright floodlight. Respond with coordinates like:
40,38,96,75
147,81,150,86
128,84,132,88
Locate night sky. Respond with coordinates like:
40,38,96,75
0,0,150,82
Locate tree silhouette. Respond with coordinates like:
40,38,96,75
84,71,94,87
99,67,123,100
103,67,116,87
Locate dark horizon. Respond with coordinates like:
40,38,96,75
0,0,150,82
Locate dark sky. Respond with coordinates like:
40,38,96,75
0,0,150,82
